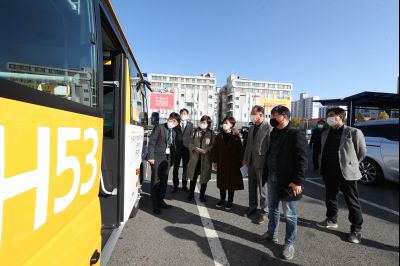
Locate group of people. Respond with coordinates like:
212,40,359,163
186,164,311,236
146,105,367,260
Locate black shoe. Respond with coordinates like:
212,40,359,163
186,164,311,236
153,208,161,214
225,202,233,210
200,194,207,202
159,201,172,209
182,186,189,192
187,192,194,201
216,200,225,208
244,208,257,217
256,214,266,224
348,231,362,244
258,232,279,243
171,186,178,193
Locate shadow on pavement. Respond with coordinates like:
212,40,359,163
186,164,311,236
164,226,298,266
140,183,299,264
297,217,399,253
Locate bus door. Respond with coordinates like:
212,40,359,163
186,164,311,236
100,51,126,246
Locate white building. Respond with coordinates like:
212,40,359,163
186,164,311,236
219,74,292,128
291,92,321,119
147,73,218,126
318,106,329,118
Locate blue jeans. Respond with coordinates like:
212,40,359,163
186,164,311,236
266,174,298,245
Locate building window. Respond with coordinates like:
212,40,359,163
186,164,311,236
181,94,185,97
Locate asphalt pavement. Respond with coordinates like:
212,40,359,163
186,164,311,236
108,150,399,266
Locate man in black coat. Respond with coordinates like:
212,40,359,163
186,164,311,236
147,112,180,214
260,105,307,261
172,108,194,193
309,119,327,170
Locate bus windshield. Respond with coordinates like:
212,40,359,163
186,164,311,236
0,0,98,107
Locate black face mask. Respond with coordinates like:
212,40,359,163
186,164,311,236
270,118,279,128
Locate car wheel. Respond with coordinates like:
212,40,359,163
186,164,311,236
359,158,384,184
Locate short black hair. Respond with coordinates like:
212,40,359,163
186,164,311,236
317,119,326,124
169,112,181,123
327,107,346,121
200,115,212,128
271,105,290,119
180,108,189,115
252,105,265,115
222,116,236,127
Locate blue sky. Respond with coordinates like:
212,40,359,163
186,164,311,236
112,0,399,100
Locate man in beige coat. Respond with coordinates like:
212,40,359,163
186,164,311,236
243,105,272,224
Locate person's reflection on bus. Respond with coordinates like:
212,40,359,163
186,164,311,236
147,112,180,214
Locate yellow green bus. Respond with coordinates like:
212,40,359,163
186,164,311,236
0,0,149,265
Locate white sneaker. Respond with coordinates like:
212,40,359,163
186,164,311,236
317,218,338,229
282,244,295,260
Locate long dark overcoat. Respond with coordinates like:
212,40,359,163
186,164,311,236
211,130,244,191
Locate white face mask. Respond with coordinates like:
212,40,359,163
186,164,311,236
181,114,188,121
222,124,231,131
327,117,337,127
317,124,324,129
167,122,175,129
250,115,257,123
199,123,208,130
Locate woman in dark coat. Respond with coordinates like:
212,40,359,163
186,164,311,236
211,116,244,210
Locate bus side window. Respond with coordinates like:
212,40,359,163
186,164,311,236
0,0,98,107
103,84,115,138
130,77,143,125
140,91,149,127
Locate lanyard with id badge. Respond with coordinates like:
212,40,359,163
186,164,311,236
166,128,173,155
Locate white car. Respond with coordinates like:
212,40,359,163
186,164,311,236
354,118,399,184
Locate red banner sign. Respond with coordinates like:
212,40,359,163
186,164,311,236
150,93,174,110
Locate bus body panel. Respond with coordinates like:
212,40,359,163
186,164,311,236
0,98,102,265
123,124,144,222
122,59,143,222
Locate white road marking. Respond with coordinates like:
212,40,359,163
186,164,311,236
194,185,230,266
167,178,248,184
306,179,399,216
209,178,248,182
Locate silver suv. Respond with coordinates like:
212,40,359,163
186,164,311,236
354,118,399,184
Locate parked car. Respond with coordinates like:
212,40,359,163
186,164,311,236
354,118,399,184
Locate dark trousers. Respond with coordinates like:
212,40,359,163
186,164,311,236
173,147,189,188
220,190,235,203
189,180,207,196
312,147,320,170
189,161,207,196
323,173,363,232
151,158,171,210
